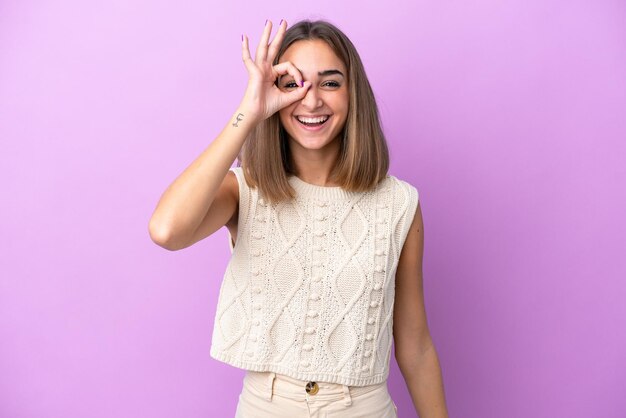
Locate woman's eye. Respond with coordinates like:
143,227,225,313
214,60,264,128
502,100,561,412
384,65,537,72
283,81,340,89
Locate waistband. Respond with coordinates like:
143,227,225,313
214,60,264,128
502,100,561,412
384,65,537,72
243,370,388,406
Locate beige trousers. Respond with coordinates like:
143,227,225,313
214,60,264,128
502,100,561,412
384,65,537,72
234,370,399,418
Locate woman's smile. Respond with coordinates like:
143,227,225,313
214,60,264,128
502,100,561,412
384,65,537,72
294,115,332,131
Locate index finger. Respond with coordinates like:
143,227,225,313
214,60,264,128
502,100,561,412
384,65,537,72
267,19,287,63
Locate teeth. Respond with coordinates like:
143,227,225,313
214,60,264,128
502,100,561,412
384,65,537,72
297,115,329,124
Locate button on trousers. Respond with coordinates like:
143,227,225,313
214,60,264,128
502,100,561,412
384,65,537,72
234,370,399,418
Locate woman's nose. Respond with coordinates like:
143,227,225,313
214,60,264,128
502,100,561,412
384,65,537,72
301,85,322,109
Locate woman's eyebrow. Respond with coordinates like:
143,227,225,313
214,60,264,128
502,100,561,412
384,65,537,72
279,69,345,82
318,69,344,77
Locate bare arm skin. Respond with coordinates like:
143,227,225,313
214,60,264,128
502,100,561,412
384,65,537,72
393,203,449,417
148,19,311,250
148,107,255,251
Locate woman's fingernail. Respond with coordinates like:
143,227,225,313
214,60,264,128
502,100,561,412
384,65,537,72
241,34,243,42
280,19,283,25
265,19,268,26
300,80,304,87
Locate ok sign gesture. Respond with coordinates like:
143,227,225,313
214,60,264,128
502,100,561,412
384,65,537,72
240,19,312,123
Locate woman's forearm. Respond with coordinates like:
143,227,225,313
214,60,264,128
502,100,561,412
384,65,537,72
398,343,449,418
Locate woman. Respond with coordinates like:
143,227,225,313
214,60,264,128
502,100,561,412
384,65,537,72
149,18,449,418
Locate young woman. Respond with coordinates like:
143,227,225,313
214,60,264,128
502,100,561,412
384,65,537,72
149,18,448,418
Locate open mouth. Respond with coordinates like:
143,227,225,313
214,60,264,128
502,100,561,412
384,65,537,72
295,115,330,127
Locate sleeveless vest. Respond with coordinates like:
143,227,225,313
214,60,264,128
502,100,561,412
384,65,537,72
210,166,419,386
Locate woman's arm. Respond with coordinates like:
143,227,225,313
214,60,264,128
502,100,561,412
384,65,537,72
148,19,311,251
148,105,258,251
393,202,449,417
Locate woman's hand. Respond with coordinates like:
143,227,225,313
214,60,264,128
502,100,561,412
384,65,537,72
240,19,311,123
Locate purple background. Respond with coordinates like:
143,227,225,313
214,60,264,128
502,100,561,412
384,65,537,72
1,0,625,417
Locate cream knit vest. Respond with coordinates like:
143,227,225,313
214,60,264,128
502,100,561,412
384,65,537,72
210,166,419,386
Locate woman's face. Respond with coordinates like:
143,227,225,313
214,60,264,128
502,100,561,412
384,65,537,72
277,39,349,154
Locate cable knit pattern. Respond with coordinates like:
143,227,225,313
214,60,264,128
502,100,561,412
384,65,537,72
209,166,419,386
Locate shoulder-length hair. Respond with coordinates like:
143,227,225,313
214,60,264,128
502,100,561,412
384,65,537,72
238,19,389,203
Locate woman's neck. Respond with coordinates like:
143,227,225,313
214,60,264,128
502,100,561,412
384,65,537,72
289,142,341,187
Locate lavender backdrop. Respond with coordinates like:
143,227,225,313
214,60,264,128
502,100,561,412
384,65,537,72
1,0,624,417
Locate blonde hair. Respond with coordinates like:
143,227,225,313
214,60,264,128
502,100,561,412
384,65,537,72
239,19,389,203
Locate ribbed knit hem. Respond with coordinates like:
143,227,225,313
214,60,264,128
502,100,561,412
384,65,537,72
210,347,389,387
288,175,359,201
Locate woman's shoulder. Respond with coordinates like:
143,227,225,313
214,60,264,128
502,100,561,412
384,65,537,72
228,165,253,191
383,173,419,196
383,174,420,230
